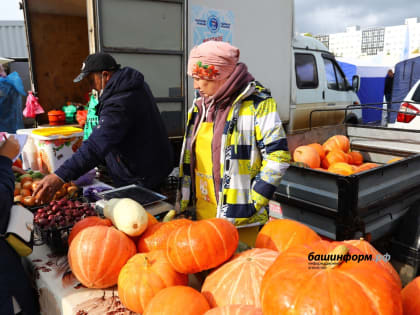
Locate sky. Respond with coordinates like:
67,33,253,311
0,0,23,20
295,0,420,35
0,0,419,35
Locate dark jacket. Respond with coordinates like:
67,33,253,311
384,75,394,96
0,156,37,314
56,67,173,188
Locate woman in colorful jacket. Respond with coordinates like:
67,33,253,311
176,41,291,245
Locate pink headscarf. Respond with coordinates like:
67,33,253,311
187,41,240,80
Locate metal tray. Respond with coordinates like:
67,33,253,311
96,184,167,207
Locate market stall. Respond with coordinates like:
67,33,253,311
24,199,174,315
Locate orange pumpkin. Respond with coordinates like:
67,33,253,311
118,251,188,314
68,225,136,288
202,248,278,308
146,212,159,227
387,157,403,164
402,276,420,315
255,219,321,253
144,286,211,315
307,143,325,160
344,238,401,289
293,145,321,169
328,162,354,176
166,218,239,274
348,151,364,165
204,305,263,315
322,135,350,153
321,150,348,169
354,162,380,173
68,216,113,245
138,219,193,253
260,241,403,315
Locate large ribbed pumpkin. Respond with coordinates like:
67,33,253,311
204,305,263,315
402,276,420,315
344,238,401,289
321,150,348,169
348,151,364,165
260,241,403,315
144,286,210,315
118,250,188,314
293,145,320,169
202,248,278,307
68,216,112,245
323,135,350,153
328,162,354,176
68,225,136,288
166,218,239,274
137,219,192,252
255,219,321,253
354,162,379,173
308,143,325,160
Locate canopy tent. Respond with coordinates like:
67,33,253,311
337,58,390,123
390,56,420,122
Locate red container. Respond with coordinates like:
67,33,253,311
48,110,66,126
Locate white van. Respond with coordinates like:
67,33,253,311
287,35,361,132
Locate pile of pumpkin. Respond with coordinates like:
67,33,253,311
66,198,419,315
293,134,402,176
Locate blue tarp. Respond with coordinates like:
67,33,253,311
0,72,26,133
390,56,420,122
338,61,388,123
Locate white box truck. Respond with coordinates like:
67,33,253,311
22,0,361,142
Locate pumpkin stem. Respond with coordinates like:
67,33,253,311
326,245,350,270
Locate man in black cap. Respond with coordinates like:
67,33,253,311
34,53,174,203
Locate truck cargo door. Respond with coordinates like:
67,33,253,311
93,0,185,138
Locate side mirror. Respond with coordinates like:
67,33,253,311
352,75,360,92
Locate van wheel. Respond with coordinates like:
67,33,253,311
344,114,358,125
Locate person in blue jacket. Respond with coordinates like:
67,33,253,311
34,53,173,203
0,136,38,315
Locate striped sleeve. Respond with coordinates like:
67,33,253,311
252,97,291,210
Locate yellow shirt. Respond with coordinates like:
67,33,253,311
195,122,217,220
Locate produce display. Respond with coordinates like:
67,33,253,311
401,276,420,315
68,225,136,288
21,188,413,314
260,241,403,315
118,251,188,314
33,198,96,229
292,134,404,175
14,170,78,206
103,198,149,236
143,286,211,315
201,248,279,308
255,219,321,253
166,218,239,274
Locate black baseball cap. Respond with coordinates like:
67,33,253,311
73,52,121,83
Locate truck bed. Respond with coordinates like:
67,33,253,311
274,124,420,241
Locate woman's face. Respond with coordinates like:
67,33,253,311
194,78,226,97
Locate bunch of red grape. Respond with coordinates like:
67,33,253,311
34,198,96,229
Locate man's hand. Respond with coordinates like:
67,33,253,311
0,136,20,160
34,174,64,204
12,166,27,175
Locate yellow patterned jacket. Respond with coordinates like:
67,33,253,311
176,81,291,227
